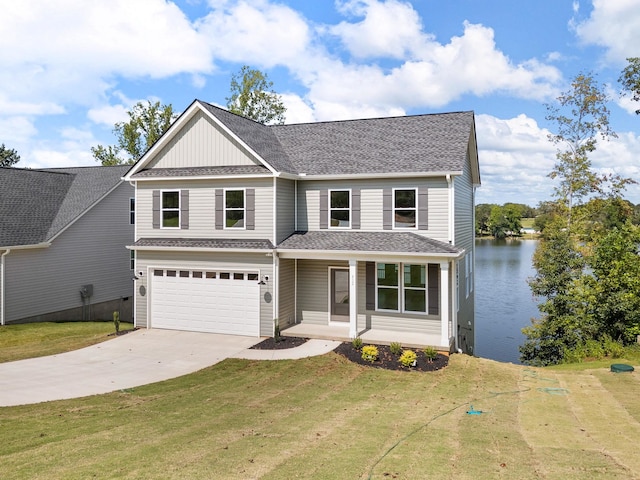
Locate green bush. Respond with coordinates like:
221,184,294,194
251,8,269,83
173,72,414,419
361,345,378,363
423,346,438,362
389,342,403,355
399,350,417,367
602,336,625,358
351,337,363,350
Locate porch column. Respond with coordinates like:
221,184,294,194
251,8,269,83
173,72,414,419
349,259,358,338
440,262,450,348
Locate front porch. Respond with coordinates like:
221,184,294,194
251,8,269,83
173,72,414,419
282,323,448,350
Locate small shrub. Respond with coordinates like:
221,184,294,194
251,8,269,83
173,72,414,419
389,342,403,355
602,336,625,358
423,346,438,362
351,337,363,350
113,311,120,334
361,345,378,363
399,349,417,367
583,339,605,359
274,318,281,342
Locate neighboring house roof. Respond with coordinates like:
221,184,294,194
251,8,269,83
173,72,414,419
0,166,129,248
125,100,479,182
131,238,275,250
277,231,463,257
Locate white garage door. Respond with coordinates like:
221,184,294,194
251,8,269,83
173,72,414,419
150,268,260,336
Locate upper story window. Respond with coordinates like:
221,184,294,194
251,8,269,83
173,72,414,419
225,189,245,228
393,189,417,228
129,198,135,225
329,190,350,228
162,191,180,228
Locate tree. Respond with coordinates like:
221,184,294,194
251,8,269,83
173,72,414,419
545,73,615,227
475,203,495,235
226,66,286,125
619,57,640,114
92,100,176,165
0,143,20,167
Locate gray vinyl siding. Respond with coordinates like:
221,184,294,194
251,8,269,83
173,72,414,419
275,178,296,243
147,110,260,169
278,258,295,328
136,178,274,240
296,259,347,325
296,178,449,243
134,250,273,335
3,183,134,323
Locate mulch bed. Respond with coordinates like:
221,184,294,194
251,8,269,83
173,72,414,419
334,342,449,372
251,336,448,372
250,336,309,350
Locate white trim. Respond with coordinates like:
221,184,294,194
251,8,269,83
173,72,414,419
277,249,463,261
297,171,463,180
1,249,9,326
223,188,246,230
447,174,454,244
127,245,273,254
159,189,181,229
130,173,274,181
272,177,277,245
392,187,418,230
328,188,352,229
349,259,358,338
440,262,450,348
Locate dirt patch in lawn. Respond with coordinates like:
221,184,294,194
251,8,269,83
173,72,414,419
334,342,448,372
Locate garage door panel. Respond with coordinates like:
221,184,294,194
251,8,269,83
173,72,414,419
151,269,260,336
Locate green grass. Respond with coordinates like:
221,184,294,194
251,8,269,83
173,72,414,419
1,339,639,479
0,321,131,363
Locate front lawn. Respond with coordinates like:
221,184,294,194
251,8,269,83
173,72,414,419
0,321,130,363
1,351,639,479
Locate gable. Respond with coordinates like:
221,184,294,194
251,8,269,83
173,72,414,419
146,110,263,170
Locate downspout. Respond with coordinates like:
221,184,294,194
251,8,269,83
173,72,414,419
1,249,10,326
446,174,457,351
446,174,454,244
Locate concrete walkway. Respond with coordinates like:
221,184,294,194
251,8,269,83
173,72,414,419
0,330,340,407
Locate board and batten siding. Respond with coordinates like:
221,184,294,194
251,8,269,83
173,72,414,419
275,178,296,243
147,110,259,169
136,178,273,240
296,178,450,242
278,258,295,328
134,250,273,335
3,182,134,322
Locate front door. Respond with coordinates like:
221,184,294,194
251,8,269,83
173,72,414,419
330,268,349,322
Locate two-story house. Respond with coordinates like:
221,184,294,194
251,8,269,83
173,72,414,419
123,100,479,353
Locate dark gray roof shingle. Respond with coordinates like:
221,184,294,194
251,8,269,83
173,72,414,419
0,166,128,247
133,165,270,178
277,231,463,256
132,238,274,250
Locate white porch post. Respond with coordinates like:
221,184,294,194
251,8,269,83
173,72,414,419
349,259,358,338
440,262,450,348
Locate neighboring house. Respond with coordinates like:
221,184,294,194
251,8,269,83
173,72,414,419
124,100,480,353
0,166,134,325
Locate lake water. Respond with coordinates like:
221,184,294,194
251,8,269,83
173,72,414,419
474,238,540,364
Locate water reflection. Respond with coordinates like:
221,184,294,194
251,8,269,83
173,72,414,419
474,238,540,364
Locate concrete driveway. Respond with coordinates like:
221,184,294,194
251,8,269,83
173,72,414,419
0,329,261,407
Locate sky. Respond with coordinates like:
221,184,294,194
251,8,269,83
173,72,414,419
2,0,640,207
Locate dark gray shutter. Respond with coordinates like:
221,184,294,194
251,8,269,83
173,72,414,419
366,262,376,310
383,188,392,230
152,190,160,229
351,188,360,229
180,190,189,229
215,189,223,230
428,264,439,315
319,189,328,229
246,188,255,230
418,187,428,230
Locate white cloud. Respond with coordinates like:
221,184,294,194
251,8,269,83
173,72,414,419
87,104,130,127
574,0,640,62
280,93,316,124
0,117,38,144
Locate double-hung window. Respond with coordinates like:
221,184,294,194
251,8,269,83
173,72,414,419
393,189,417,228
225,189,245,228
161,191,180,228
329,190,350,228
129,198,135,225
376,263,429,314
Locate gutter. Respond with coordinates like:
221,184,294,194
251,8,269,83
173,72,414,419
1,249,10,326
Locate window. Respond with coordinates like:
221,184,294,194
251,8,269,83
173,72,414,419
329,190,350,228
393,189,417,228
130,250,135,270
225,189,245,228
129,198,135,225
376,263,431,314
161,191,180,228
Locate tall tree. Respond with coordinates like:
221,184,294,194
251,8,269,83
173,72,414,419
545,73,615,227
226,66,286,125
92,100,176,165
619,57,640,114
0,143,20,167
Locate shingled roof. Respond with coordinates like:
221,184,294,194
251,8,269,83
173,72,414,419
197,101,475,177
0,166,128,247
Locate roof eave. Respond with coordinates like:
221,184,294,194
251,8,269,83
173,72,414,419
127,245,274,254
296,171,463,181
276,249,464,261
